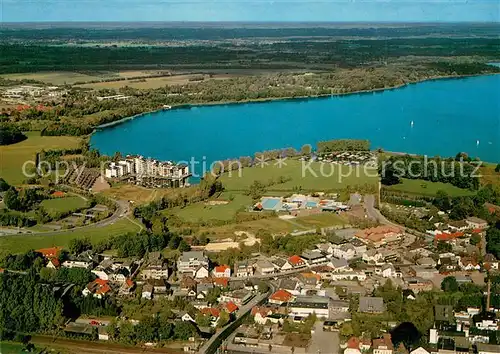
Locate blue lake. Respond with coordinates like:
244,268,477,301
91,74,500,173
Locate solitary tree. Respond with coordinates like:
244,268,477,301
441,276,459,292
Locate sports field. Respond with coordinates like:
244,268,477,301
219,159,378,192
384,178,475,197
40,196,88,216
0,132,81,185
0,218,141,254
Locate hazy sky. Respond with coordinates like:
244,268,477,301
1,0,499,22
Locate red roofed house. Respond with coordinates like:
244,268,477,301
83,279,111,299
36,247,62,259
225,301,239,314
344,337,362,354
201,307,221,327
372,334,394,354
288,255,306,269
213,277,229,288
434,232,464,242
213,265,231,278
119,278,136,295
355,226,403,247
269,289,294,305
252,306,274,325
52,191,66,198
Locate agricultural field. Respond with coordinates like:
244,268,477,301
0,132,81,185
76,73,223,90
172,192,252,222
219,159,378,192
0,70,172,85
40,196,88,217
384,178,476,197
0,217,141,254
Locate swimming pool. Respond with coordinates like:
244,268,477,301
261,197,280,210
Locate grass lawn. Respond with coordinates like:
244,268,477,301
0,218,141,254
384,178,475,197
0,342,26,354
102,184,185,205
196,217,302,239
219,159,378,192
0,132,81,185
40,196,88,216
172,193,251,222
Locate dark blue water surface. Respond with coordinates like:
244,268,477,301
91,75,500,170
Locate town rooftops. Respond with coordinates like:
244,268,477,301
269,289,293,303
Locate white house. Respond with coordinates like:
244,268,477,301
177,251,209,276
334,244,357,260
181,312,195,323
234,261,253,277
410,347,430,354
62,260,92,269
466,217,488,230
194,266,210,279
459,257,481,271
142,285,154,300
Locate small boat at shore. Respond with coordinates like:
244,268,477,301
163,105,172,110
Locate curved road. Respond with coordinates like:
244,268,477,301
0,197,133,238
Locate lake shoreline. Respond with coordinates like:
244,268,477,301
93,72,499,131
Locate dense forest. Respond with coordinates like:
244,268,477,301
0,36,499,73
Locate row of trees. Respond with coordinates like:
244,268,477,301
317,139,370,153
380,155,480,190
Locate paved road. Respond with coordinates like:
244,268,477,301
364,194,399,227
0,197,131,238
198,283,276,354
